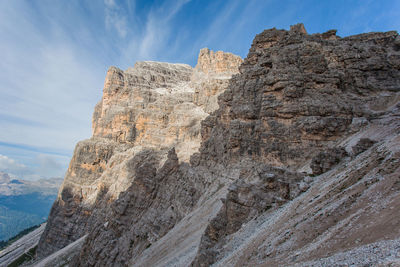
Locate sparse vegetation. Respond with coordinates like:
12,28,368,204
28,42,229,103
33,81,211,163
7,245,37,267
0,192,56,241
0,224,42,250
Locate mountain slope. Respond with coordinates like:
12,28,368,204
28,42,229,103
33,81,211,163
36,24,400,266
0,223,46,267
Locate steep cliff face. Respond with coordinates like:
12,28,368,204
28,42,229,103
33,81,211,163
199,24,399,169
37,24,400,267
37,49,242,259
190,24,400,266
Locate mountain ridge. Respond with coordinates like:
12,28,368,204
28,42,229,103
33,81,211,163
0,172,62,196
35,24,400,266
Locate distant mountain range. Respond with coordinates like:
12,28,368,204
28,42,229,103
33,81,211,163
0,172,62,241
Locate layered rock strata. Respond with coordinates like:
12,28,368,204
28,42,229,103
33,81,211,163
37,48,242,259
37,24,400,267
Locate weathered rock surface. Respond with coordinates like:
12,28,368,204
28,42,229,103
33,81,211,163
36,24,400,266
310,147,348,175
352,137,376,155
31,235,86,267
37,48,242,260
210,116,400,266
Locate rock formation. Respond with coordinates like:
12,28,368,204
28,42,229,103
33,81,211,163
37,48,243,260
35,24,400,266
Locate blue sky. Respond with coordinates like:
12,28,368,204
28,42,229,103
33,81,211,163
0,0,399,180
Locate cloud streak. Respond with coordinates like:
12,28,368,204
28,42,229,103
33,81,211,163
120,0,191,62
104,0,129,38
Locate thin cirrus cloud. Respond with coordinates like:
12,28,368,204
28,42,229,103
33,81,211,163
0,1,106,180
0,0,399,180
104,0,128,38
118,0,191,62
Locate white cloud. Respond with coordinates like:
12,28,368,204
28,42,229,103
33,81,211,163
104,0,116,8
0,154,29,176
0,154,66,181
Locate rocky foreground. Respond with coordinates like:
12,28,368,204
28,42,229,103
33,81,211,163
33,24,399,266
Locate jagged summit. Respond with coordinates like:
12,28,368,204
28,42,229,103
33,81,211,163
92,49,242,155
196,47,243,74
126,61,193,81
290,22,308,34
34,25,400,267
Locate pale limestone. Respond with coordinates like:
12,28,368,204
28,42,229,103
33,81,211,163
36,49,242,258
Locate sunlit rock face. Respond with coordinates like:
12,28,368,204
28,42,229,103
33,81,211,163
37,24,400,267
92,50,242,161
195,47,243,74
37,49,242,258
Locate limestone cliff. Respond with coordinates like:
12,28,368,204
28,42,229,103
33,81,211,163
37,48,242,259
35,24,400,267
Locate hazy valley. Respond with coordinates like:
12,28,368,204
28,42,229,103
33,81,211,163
0,172,62,242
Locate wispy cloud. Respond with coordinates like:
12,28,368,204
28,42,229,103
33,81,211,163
34,154,64,178
0,114,46,128
195,1,241,49
0,1,107,179
0,142,70,157
0,153,66,180
0,1,105,152
0,155,29,177
104,0,129,38
123,0,191,61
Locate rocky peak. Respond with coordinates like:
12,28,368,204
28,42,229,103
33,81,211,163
92,49,242,159
290,22,307,34
37,48,242,258
126,61,193,88
195,47,243,74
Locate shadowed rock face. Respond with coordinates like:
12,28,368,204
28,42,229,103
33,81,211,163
37,24,400,267
310,147,348,175
199,25,399,169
